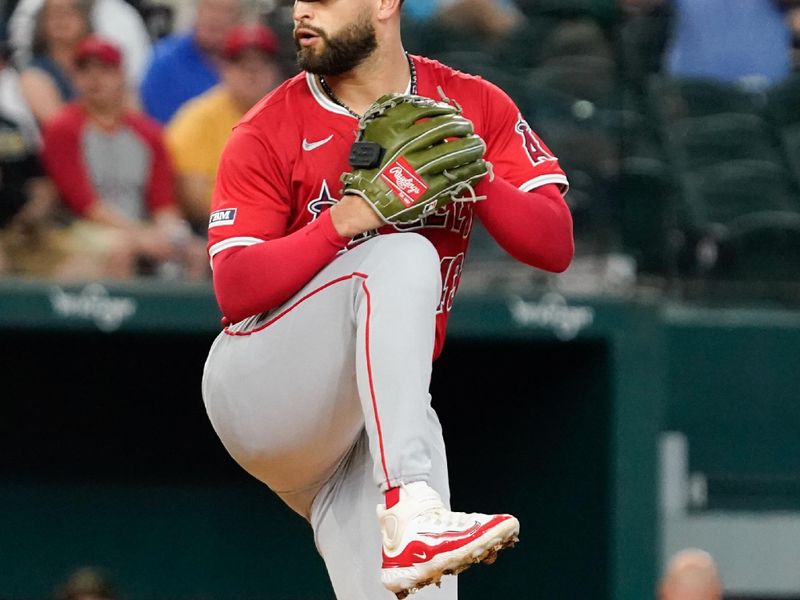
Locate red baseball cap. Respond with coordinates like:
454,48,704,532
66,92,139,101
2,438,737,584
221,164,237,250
222,23,279,60
75,35,123,68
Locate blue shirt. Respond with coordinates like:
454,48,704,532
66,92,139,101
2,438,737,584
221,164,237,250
665,0,791,88
139,32,220,124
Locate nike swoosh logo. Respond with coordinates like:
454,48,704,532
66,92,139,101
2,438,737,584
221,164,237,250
413,552,428,560
302,134,334,151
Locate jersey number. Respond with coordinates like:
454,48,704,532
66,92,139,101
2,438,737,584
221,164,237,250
437,253,465,314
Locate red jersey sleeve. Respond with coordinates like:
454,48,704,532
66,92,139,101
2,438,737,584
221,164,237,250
41,106,101,216
207,123,293,259
470,77,574,273
480,82,569,193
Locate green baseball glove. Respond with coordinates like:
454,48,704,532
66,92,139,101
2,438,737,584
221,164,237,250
340,93,491,224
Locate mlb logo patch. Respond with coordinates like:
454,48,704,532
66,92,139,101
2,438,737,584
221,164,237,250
380,156,428,207
209,208,237,228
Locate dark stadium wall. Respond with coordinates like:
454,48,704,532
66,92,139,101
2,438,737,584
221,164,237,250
0,331,638,600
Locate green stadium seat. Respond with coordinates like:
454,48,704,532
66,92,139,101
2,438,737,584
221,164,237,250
516,0,619,27
764,73,800,129
648,76,761,125
678,160,800,278
777,123,800,189
495,16,614,73
668,113,783,171
619,108,668,163
521,88,624,251
400,19,479,55
527,55,619,109
613,160,677,274
432,53,528,106
714,214,800,281
429,50,495,72
493,18,564,72
762,76,800,188
616,11,672,88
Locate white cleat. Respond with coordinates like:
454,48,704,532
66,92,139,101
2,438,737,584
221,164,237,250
378,482,520,599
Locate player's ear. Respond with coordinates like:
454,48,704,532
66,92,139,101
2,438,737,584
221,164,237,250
376,0,402,20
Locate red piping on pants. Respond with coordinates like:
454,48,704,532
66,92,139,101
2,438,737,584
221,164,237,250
222,271,392,487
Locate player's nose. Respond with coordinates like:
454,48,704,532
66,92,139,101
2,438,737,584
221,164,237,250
293,1,315,23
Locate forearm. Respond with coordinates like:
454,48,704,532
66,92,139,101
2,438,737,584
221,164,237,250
475,178,574,272
212,210,351,323
85,202,140,230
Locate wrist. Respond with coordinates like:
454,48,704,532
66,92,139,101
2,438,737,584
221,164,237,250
329,202,357,238
318,210,353,247
329,194,383,237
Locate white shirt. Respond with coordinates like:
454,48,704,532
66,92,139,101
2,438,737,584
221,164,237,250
9,0,153,86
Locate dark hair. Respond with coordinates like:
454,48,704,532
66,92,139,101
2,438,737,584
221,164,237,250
31,0,93,57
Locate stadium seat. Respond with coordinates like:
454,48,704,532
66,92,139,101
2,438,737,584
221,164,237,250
678,160,800,278
667,113,783,171
527,55,619,109
619,108,668,163
777,123,800,189
516,0,619,27
521,90,623,252
431,53,528,106
495,16,614,73
613,160,677,275
714,215,800,281
401,19,479,55
648,76,761,125
428,50,495,72
493,17,564,72
616,11,672,88
764,73,800,129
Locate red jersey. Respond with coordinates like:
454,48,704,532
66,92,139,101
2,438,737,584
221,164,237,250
209,55,569,356
42,103,175,219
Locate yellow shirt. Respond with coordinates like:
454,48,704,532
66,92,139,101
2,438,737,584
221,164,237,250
165,86,243,210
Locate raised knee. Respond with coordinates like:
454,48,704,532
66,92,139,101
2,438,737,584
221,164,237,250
366,234,441,290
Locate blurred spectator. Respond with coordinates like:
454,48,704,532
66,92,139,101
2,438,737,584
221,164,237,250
9,0,152,88
139,0,244,124
18,0,92,125
0,39,40,148
54,566,117,600
640,0,798,89
0,44,44,232
41,35,207,279
659,548,723,600
0,61,132,281
165,22,280,232
404,0,521,38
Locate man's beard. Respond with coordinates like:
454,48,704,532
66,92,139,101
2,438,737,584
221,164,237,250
295,15,377,76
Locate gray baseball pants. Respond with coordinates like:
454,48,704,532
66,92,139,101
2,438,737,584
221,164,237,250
202,233,457,599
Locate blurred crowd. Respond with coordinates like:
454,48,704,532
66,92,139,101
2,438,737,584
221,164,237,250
1,0,800,284
0,0,282,280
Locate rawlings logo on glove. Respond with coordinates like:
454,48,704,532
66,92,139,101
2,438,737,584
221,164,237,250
381,157,428,206
340,93,491,224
